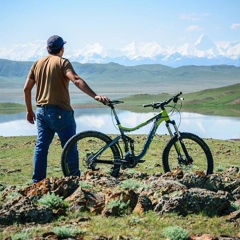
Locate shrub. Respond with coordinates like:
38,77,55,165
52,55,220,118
121,179,141,190
231,201,240,210
53,225,84,238
162,226,189,240
38,192,68,210
106,194,131,215
11,232,30,240
80,181,93,189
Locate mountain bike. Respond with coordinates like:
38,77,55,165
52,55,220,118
61,92,213,177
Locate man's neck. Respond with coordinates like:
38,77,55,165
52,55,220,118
50,52,63,57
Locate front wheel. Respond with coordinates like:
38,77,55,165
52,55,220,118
162,132,213,175
61,131,121,178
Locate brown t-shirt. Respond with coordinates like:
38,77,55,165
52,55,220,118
27,55,74,111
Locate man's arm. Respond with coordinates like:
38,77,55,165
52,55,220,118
66,70,110,102
23,78,36,124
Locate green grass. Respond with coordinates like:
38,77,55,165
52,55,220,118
1,211,238,239
0,136,63,186
0,102,25,113
0,135,239,239
0,135,239,186
181,83,240,116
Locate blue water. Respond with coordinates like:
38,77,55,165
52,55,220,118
0,108,240,140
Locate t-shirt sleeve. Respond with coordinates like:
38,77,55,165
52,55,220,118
27,62,37,81
62,59,75,76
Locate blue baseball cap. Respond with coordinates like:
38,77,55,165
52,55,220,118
47,35,66,50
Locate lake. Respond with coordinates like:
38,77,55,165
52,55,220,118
0,108,240,140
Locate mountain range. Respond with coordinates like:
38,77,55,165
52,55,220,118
0,34,239,67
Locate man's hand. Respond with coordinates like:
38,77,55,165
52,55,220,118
95,95,110,103
26,110,36,124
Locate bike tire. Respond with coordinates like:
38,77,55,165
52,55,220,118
162,132,213,175
61,131,121,177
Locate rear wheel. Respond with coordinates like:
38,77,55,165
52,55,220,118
61,131,121,177
162,132,213,175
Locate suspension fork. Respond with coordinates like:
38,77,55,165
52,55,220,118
165,120,191,161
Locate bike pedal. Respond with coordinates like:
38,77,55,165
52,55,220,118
138,160,146,163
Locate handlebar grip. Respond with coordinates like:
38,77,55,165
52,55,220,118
106,100,124,107
110,100,124,104
143,104,152,108
172,92,183,103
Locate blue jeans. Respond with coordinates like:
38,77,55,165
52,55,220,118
33,105,80,183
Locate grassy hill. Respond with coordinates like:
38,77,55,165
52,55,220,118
0,59,240,94
180,83,240,116
74,83,240,117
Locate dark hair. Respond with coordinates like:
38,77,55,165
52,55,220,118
47,47,62,54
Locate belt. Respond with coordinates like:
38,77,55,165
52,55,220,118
36,105,60,109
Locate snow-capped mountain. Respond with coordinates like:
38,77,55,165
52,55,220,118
0,34,239,67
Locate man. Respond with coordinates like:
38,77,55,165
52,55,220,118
24,35,109,183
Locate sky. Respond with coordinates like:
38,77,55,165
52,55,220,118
1,0,240,50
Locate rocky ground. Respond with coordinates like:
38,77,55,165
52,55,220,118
0,167,240,239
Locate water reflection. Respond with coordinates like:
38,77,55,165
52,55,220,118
0,108,240,140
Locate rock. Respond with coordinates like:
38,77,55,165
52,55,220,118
65,187,106,214
154,187,230,216
20,176,80,198
0,166,239,240
0,192,54,225
226,209,240,221
102,190,138,217
133,194,152,214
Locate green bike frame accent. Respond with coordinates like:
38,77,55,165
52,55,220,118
118,109,170,132
109,107,177,160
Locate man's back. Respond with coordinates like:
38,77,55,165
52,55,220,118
28,55,73,110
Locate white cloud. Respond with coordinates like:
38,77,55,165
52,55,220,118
231,23,240,29
185,25,203,32
180,13,209,21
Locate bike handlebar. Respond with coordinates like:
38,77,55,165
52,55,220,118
143,92,183,109
106,100,124,106
105,92,183,109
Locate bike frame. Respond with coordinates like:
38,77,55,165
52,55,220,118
94,106,182,162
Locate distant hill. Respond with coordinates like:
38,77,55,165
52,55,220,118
118,83,240,117
0,58,240,104
0,59,33,78
1,58,240,83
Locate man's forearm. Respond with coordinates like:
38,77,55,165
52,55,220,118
73,76,97,99
23,78,35,112
24,91,33,112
